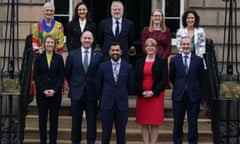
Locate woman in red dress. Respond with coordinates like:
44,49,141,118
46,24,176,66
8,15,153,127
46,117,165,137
141,9,171,89
135,38,168,144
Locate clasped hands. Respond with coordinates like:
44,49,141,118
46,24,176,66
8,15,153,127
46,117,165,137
142,90,154,98
43,89,55,97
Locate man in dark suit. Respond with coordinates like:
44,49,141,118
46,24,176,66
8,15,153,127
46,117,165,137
96,42,135,144
65,30,103,144
170,36,204,144
97,0,135,61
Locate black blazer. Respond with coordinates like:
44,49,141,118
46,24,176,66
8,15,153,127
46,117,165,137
66,20,96,51
135,56,167,96
33,51,64,95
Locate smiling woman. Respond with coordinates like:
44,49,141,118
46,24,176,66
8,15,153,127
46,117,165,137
66,2,96,52
32,2,64,54
33,35,64,144
176,10,206,58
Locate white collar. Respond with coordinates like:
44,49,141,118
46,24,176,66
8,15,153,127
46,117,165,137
79,19,86,24
112,18,122,24
182,53,191,58
81,47,91,53
111,58,121,64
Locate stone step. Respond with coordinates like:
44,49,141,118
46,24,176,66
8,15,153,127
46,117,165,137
25,115,212,131
26,102,209,119
24,89,212,143
24,127,212,143
24,115,213,143
23,139,213,144
27,89,210,119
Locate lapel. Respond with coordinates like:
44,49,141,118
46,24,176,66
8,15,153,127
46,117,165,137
88,50,96,72
107,60,116,83
49,53,56,71
42,52,49,71
188,55,195,74
120,19,125,37
118,60,125,82
84,21,91,32
110,19,115,37
73,21,81,33
77,49,85,73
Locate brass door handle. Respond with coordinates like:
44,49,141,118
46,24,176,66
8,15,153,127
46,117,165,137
128,46,136,56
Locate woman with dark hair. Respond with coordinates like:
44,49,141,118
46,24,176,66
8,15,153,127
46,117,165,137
66,2,96,52
176,10,206,59
34,35,64,144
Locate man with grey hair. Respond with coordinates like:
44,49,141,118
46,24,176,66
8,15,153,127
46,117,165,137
170,36,204,144
97,0,135,61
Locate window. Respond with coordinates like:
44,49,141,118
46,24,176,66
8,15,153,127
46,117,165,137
162,0,184,45
51,0,72,35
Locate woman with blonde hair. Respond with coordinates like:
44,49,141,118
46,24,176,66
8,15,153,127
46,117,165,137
135,38,167,144
141,9,171,61
34,35,64,144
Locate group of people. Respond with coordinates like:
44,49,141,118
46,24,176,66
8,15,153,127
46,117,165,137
31,0,206,144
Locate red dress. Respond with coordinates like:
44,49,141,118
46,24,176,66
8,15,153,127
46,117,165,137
136,62,164,125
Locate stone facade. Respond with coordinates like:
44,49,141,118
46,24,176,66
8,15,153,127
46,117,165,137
0,0,240,63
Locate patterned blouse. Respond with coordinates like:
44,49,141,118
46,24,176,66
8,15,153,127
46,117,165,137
32,19,64,54
141,27,172,60
176,27,206,58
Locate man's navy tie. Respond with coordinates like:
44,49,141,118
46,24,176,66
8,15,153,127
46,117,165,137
115,21,120,39
184,55,189,74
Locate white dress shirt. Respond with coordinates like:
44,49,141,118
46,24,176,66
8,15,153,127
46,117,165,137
81,47,91,64
112,18,122,36
79,19,87,32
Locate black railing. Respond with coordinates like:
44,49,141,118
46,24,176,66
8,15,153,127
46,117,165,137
210,0,239,144
0,1,32,144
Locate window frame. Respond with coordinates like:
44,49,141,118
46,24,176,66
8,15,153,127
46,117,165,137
162,0,184,45
51,0,73,21
50,0,73,43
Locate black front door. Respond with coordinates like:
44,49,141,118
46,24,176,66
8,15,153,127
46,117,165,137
84,0,151,66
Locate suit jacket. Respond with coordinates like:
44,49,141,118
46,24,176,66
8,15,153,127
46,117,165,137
135,56,167,96
170,54,204,102
33,51,64,95
97,18,134,60
65,48,103,101
66,20,96,51
96,59,135,111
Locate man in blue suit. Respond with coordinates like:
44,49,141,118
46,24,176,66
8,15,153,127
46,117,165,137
96,42,135,144
97,0,135,61
65,30,103,144
170,36,204,144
